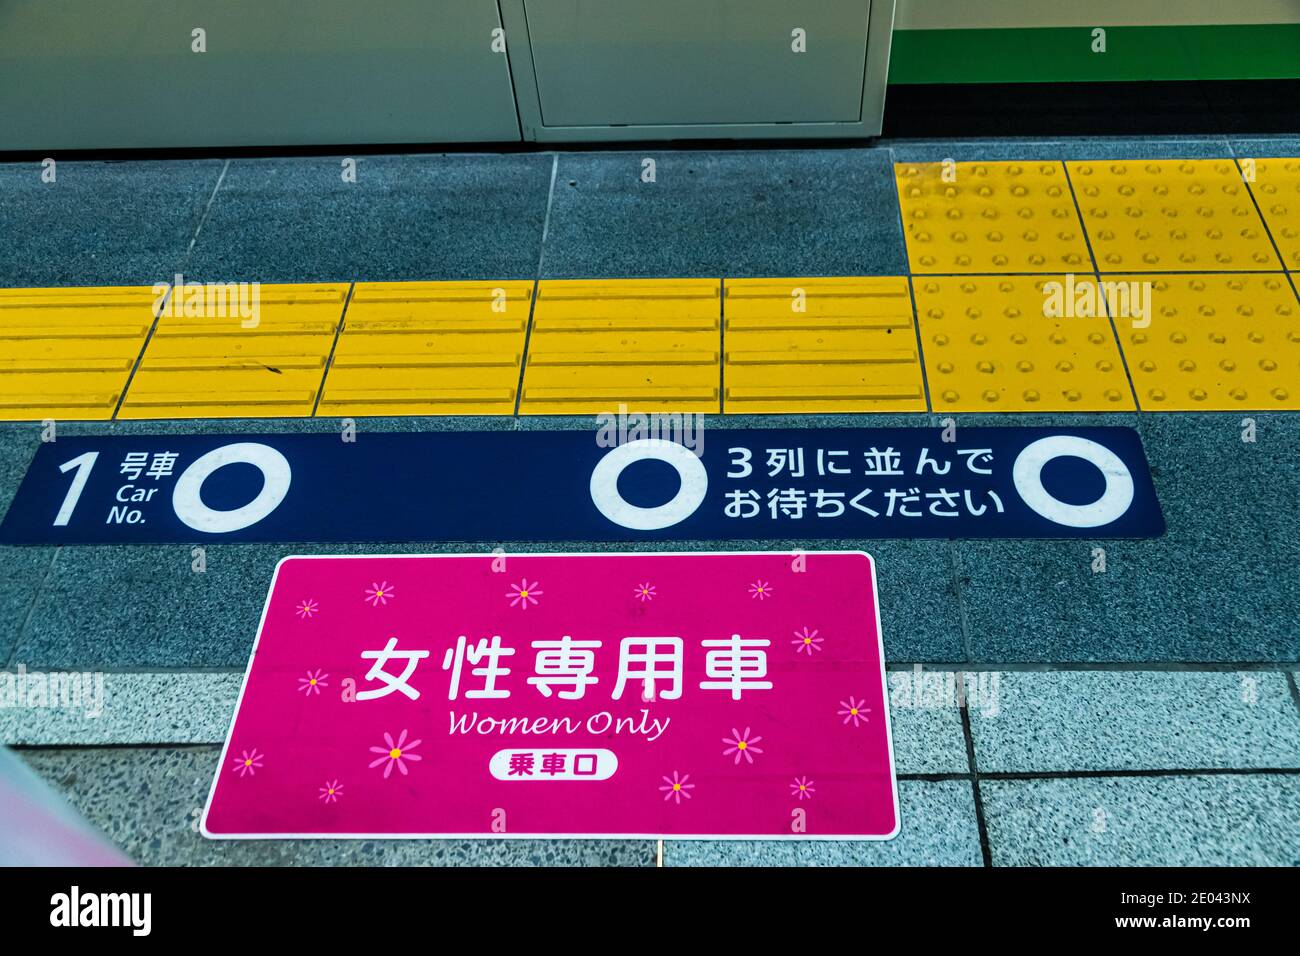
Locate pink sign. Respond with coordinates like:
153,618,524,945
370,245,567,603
202,551,898,840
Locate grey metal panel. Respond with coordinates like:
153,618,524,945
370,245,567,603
523,0,870,126
0,0,521,150
503,0,893,142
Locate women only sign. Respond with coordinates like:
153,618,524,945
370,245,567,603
202,552,899,840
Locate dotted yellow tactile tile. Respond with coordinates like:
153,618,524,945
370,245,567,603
1116,274,1299,410
1069,159,1280,272
723,277,926,412
1243,157,1300,271
119,284,348,419
519,279,721,414
318,281,532,416
895,161,1091,274
915,276,1135,412
0,286,157,420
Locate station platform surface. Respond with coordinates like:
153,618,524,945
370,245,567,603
0,135,1297,866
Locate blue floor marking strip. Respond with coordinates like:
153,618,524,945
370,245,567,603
0,427,1162,544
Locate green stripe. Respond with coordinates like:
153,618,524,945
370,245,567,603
888,24,1300,84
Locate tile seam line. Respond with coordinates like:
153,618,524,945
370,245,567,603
1286,672,1300,716
4,545,61,670
1061,159,1143,414
310,282,356,417
718,276,725,414
1229,144,1300,302
183,158,231,259
879,661,1300,672
975,767,1300,781
904,274,934,413
892,147,934,416
111,158,229,421
947,542,974,665
515,153,558,417
957,690,993,867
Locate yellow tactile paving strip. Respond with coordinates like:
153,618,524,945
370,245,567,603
4,248,1300,420
914,277,1136,412
1118,273,1300,410
1244,158,1300,272
0,286,156,420
723,277,926,412
518,279,722,414
319,281,532,416
896,161,1091,274
1069,159,1280,272
118,284,348,419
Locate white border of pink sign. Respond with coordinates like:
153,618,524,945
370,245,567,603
203,551,899,841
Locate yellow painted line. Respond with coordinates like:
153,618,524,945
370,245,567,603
118,284,347,419
896,161,1090,274
519,279,721,414
1116,273,1299,410
723,277,926,412
1070,159,1280,272
0,286,157,420
318,281,532,416
915,276,1135,412
1244,157,1300,272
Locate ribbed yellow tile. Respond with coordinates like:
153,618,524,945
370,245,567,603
723,277,926,412
1243,157,1300,271
915,276,1135,412
319,281,532,416
896,161,1090,274
0,286,156,420
119,284,347,418
1070,159,1280,272
1115,273,1299,410
519,279,721,414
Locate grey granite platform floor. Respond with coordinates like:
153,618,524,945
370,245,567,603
3,137,1299,866
7,667,1296,866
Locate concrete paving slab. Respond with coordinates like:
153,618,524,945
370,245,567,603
888,138,1231,166
543,149,907,279
0,672,242,745
185,154,552,283
982,773,1300,866
955,412,1300,662
887,671,970,774
663,778,982,866
0,159,222,287
16,746,655,866
968,671,1300,772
